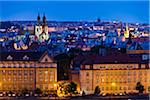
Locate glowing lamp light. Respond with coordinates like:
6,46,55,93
111,82,116,86
54,83,57,87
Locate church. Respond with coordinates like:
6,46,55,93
35,14,49,42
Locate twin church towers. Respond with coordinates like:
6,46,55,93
35,14,49,42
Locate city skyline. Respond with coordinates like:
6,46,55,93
0,1,149,23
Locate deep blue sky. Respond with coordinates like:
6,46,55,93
0,1,149,23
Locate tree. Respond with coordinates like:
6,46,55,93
67,82,77,94
136,82,144,93
58,81,77,95
35,88,42,95
94,86,100,95
54,53,70,80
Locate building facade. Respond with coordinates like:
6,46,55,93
79,54,150,94
0,51,57,93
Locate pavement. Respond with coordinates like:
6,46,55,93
0,95,149,100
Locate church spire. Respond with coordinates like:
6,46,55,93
37,13,40,25
43,13,46,25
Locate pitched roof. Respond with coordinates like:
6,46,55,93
0,51,44,61
73,50,143,65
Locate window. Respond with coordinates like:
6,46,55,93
119,87,122,90
106,87,108,90
24,70,28,75
24,76,28,81
139,71,142,75
86,72,89,77
30,77,33,81
45,71,48,74
124,87,126,90
8,70,11,75
86,79,89,84
13,70,17,75
96,79,99,83
128,78,131,83
128,72,130,76
133,71,136,76
30,70,33,75
115,87,117,90
128,86,131,90
18,70,22,75
50,76,54,82
45,79,48,82
96,72,99,77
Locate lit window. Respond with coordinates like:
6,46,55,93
45,71,48,74
86,79,89,83
24,70,28,75
13,70,17,75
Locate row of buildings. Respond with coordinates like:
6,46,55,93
0,15,149,55
0,49,149,94
0,14,149,95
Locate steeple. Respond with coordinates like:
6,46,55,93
37,13,40,24
43,13,46,25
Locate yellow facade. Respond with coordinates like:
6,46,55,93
124,23,129,38
0,52,57,93
80,64,150,94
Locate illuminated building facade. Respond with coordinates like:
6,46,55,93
0,51,57,92
79,54,150,94
35,14,49,42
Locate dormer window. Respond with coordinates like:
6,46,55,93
7,55,13,60
23,55,29,60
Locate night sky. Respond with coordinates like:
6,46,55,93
0,0,149,23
